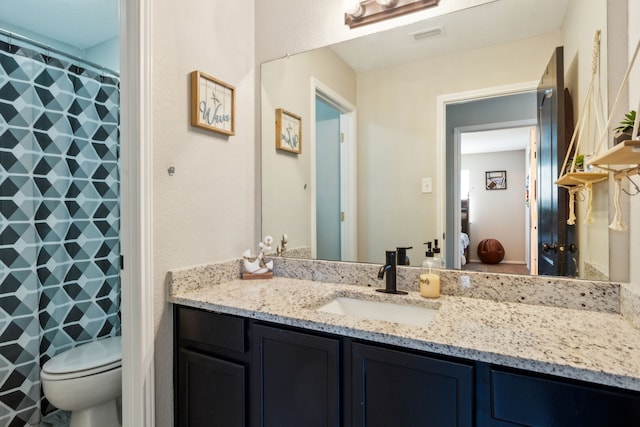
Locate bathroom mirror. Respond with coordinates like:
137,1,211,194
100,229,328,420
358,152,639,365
261,0,614,280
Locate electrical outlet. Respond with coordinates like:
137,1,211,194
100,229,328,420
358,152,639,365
421,177,432,193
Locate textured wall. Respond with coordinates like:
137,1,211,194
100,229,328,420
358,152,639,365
152,0,256,425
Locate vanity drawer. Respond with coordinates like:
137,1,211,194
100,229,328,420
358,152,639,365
176,306,247,354
489,368,640,426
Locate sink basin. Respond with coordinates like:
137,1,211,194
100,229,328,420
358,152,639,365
316,297,439,328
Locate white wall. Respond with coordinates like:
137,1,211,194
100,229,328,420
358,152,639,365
356,33,559,264
462,150,527,263
261,48,356,252
151,0,256,425
0,20,119,72
85,36,120,72
561,0,609,278
629,0,640,285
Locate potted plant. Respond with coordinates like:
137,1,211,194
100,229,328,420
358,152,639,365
614,110,638,144
565,154,585,173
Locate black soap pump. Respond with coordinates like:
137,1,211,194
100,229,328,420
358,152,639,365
421,241,434,268
433,239,445,268
396,246,413,266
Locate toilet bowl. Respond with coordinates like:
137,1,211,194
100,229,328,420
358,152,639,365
41,336,122,427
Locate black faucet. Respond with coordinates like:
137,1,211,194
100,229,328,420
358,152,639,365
396,246,413,266
377,250,408,295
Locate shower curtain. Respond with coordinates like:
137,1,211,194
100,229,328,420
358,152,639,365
0,39,120,426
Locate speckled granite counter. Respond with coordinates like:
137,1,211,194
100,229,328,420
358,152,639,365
167,259,640,392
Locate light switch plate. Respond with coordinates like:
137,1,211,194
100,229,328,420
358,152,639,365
421,177,432,193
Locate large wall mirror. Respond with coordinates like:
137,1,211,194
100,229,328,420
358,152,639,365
261,0,618,281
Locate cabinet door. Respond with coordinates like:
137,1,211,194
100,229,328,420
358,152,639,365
486,367,640,427
352,343,473,427
252,324,340,427
177,348,246,427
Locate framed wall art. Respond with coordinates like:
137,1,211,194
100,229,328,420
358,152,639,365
486,170,507,190
275,108,302,154
191,70,235,135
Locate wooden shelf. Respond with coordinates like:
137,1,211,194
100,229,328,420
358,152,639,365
588,140,640,167
555,172,609,186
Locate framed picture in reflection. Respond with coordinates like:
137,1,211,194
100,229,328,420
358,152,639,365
486,170,507,190
275,108,302,154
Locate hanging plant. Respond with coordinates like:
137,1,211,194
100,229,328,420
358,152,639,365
614,110,637,144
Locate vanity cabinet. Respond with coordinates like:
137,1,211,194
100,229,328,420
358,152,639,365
177,349,246,427
175,307,250,427
351,342,474,427
252,324,341,427
477,365,640,427
174,305,640,427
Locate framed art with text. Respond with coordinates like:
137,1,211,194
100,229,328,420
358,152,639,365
191,70,235,135
275,108,302,154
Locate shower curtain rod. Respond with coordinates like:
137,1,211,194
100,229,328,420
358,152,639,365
0,28,119,78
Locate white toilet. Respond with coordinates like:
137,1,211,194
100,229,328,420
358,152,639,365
41,336,122,427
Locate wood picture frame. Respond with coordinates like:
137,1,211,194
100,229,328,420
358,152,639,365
486,170,507,190
190,70,235,135
275,108,302,154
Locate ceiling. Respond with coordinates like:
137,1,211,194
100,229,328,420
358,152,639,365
461,127,533,155
331,0,571,73
0,0,119,50
330,0,570,154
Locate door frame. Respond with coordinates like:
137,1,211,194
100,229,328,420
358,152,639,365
453,121,537,268
436,81,538,268
120,0,156,426
310,78,357,261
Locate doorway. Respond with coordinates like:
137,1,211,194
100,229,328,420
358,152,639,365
315,97,342,260
457,125,536,274
0,5,122,426
311,79,357,262
437,82,539,271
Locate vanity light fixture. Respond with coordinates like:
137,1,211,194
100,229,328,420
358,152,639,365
345,0,439,29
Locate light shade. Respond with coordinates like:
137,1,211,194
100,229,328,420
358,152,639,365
345,0,440,29
375,0,397,7
345,0,365,17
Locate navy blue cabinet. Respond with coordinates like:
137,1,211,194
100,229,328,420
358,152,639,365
177,348,246,427
352,343,474,427
252,324,341,427
476,364,640,427
175,307,250,427
174,305,640,427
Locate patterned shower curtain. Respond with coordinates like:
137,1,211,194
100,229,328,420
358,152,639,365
0,39,120,426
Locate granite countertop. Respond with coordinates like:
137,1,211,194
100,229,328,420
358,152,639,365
168,274,640,392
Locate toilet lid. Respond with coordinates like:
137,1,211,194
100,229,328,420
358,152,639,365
43,336,122,375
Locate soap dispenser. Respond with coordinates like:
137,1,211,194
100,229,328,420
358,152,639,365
433,239,445,268
420,241,441,298
421,242,434,268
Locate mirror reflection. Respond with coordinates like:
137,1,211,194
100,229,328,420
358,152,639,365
261,0,612,280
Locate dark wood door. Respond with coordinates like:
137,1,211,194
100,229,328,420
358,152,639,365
177,348,246,427
352,342,474,427
252,324,341,427
484,366,640,426
537,46,576,276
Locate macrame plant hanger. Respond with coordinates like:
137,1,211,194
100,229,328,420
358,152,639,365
588,37,640,231
556,30,608,225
